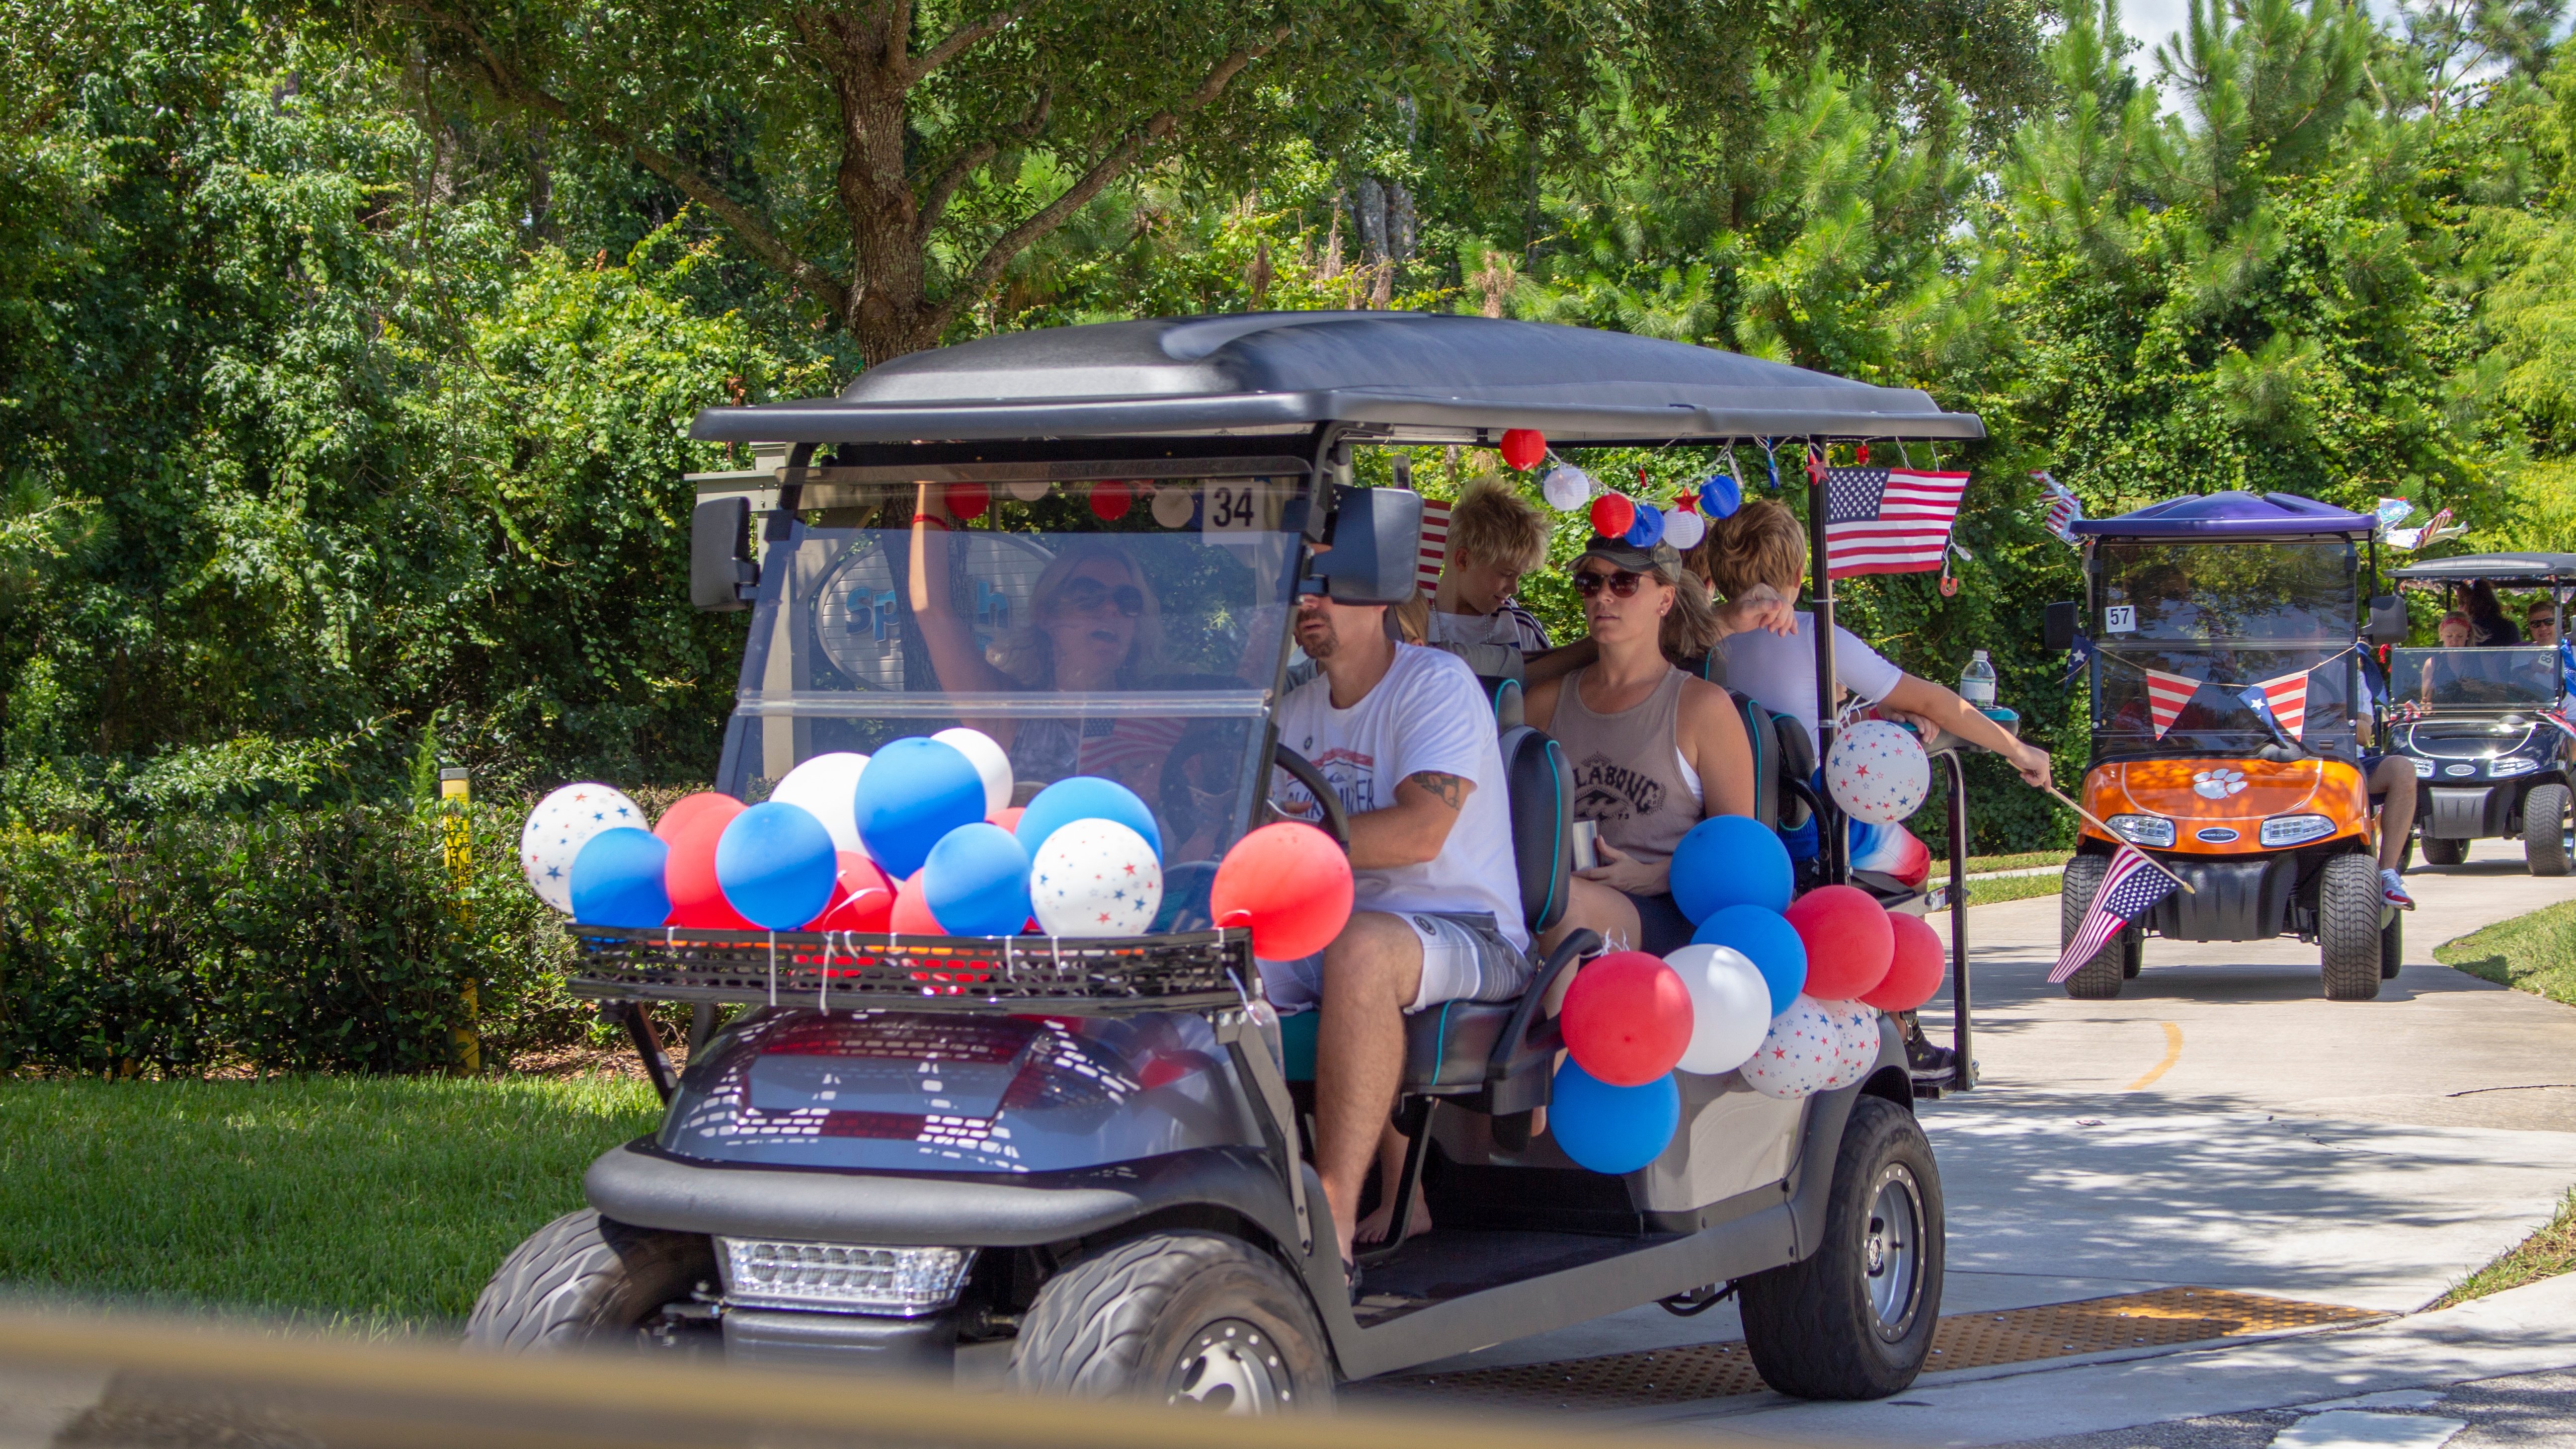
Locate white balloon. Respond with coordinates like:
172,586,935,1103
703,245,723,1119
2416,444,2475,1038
768,751,870,856
1664,509,1707,551
1005,478,1051,502
1740,995,1840,1100
1150,484,1195,528
1030,818,1163,938
1827,718,1933,824
1816,999,1883,1089
931,727,1014,817
519,782,644,914
1668,943,1771,1076
1541,464,1594,512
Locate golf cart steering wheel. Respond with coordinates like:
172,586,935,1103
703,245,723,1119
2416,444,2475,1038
1270,743,1350,849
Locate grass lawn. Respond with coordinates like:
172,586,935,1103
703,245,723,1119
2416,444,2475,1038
2437,1187,2576,1307
2435,896,2576,1008
1953,870,2063,907
1964,850,2067,875
0,1075,660,1334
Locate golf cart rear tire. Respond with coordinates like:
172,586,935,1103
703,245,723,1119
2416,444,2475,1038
2380,910,2403,980
1006,1231,1333,1411
2419,834,2467,867
464,1209,713,1352
2318,854,2384,1001
2058,855,2124,999
1739,1096,1944,1400
2121,929,2144,979
2522,783,2571,877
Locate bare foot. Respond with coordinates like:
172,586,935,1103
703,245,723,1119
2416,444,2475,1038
1354,1193,1435,1245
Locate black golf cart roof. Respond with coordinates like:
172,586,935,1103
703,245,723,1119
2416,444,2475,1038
2388,552,2576,583
2071,490,2374,540
688,313,1986,446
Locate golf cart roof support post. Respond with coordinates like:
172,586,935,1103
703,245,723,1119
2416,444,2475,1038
1806,436,1847,885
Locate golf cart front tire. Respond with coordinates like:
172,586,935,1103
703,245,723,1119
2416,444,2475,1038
1739,1096,1945,1400
1006,1231,1333,1411
2057,855,2124,999
2418,834,2467,867
2523,783,2571,877
465,1209,713,1352
2317,854,2384,1001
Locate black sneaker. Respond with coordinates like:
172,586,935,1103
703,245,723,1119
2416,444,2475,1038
1904,1029,1957,1082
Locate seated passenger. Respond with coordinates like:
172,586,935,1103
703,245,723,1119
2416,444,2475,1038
1263,584,1529,1276
1525,536,1754,958
1408,477,1553,653
2524,600,2575,706
2464,580,2521,646
2416,612,2474,701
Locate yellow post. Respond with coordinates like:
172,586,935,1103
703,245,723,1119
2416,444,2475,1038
439,768,482,1074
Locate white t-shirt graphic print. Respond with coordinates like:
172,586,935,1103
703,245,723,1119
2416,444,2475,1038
1271,644,1528,950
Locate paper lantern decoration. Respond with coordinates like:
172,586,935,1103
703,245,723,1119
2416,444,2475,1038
1741,996,1841,1100
807,852,895,932
855,737,987,878
1624,503,1666,549
923,822,1033,937
1016,776,1162,862
1670,815,1792,920
1542,465,1593,512
1827,719,1932,824
1088,480,1134,521
1150,484,1195,528
1784,885,1895,1001
521,783,645,913
1030,818,1163,937
1499,428,1547,471
1667,943,1772,1076
1699,473,1741,519
715,802,839,930
1589,493,1636,539
930,728,1013,818
889,869,946,935
1211,822,1353,959
1864,911,1946,1012
945,482,991,522
1560,953,1694,1086
568,828,670,928
661,794,756,930
1548,1060,1679,1175
1665,508,1706,551
1692,904,1808,1017
1005,478,1051,502
767,753,870,857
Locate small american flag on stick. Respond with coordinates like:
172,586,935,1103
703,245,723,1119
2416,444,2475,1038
1825,467,1971,577
2052,844,2180,983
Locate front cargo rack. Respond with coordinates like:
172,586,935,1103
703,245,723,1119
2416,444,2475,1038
565,925,1257,1015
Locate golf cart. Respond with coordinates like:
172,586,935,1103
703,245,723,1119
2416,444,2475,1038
2045,492,2409,1001
2382,552,2576,876
466,314,1987,1406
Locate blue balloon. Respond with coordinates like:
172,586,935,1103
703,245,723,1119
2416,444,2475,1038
855,738,987,878
1624,503,1666,549
923,822,1033,937
715,801,838,929
1549,1060,1680,1175
1698,473,1741,519
1015,776,1163,862
1670,814,1792,921
569,827,670,928
1694,904,1809,1017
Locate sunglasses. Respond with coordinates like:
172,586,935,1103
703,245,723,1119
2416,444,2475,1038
1574,568,1646,599
1050,579,1145,618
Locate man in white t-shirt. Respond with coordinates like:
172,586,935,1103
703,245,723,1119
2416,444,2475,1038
1268,584,1529,1275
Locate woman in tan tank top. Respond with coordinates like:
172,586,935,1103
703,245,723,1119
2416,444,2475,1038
1526,534,1756,957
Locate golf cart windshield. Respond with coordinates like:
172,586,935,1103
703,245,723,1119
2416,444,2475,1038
2390,646,2564,710
717,467,1307,876
2091,540,2363,758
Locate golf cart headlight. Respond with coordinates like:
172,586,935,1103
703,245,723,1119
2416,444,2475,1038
2413,757,2434,778
717,1239,975,1315
2259,814,2336,846
2106,814,2174,847
2491,757,2537,776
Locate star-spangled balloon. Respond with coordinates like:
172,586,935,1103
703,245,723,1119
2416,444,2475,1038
1740,995,1840,1100
520,782,645,914
1826,719,1932,825
1029,818,1162,938
1818,999,1883,1088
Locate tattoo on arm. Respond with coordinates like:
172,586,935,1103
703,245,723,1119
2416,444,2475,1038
1406,771,1468,810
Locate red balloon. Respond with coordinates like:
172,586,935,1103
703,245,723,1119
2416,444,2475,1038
1210,823,1353,960
1088,480,1133,521
1499,428,1547,472
889,869,947,935
662,796,757,929
1589,493,1636,539
946,481,991,521
1864,911,1946,1012
1785,885,1895,1000
1560,952,1693,1086
989,806,1025,833
806,852,895,932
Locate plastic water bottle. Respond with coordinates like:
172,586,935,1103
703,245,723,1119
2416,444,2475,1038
1960,649,1998,708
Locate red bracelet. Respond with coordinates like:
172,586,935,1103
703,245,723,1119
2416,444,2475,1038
912,513,951,530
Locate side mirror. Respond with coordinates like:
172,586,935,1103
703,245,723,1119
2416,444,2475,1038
1307,485,1424,605
691,496,757,611
2366,594,2407,646
2043,601,2080,652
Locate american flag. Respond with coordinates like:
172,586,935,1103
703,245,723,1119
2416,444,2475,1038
1824,467,1971,577
1416,496,1450,593
2144,667,2199,736
2052,845,2179,983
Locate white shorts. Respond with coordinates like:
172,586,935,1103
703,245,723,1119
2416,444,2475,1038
1258,910,1533,1015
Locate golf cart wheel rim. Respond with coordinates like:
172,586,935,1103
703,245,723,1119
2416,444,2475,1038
1168,1318,1288,1413
1865,1163,1925,1341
